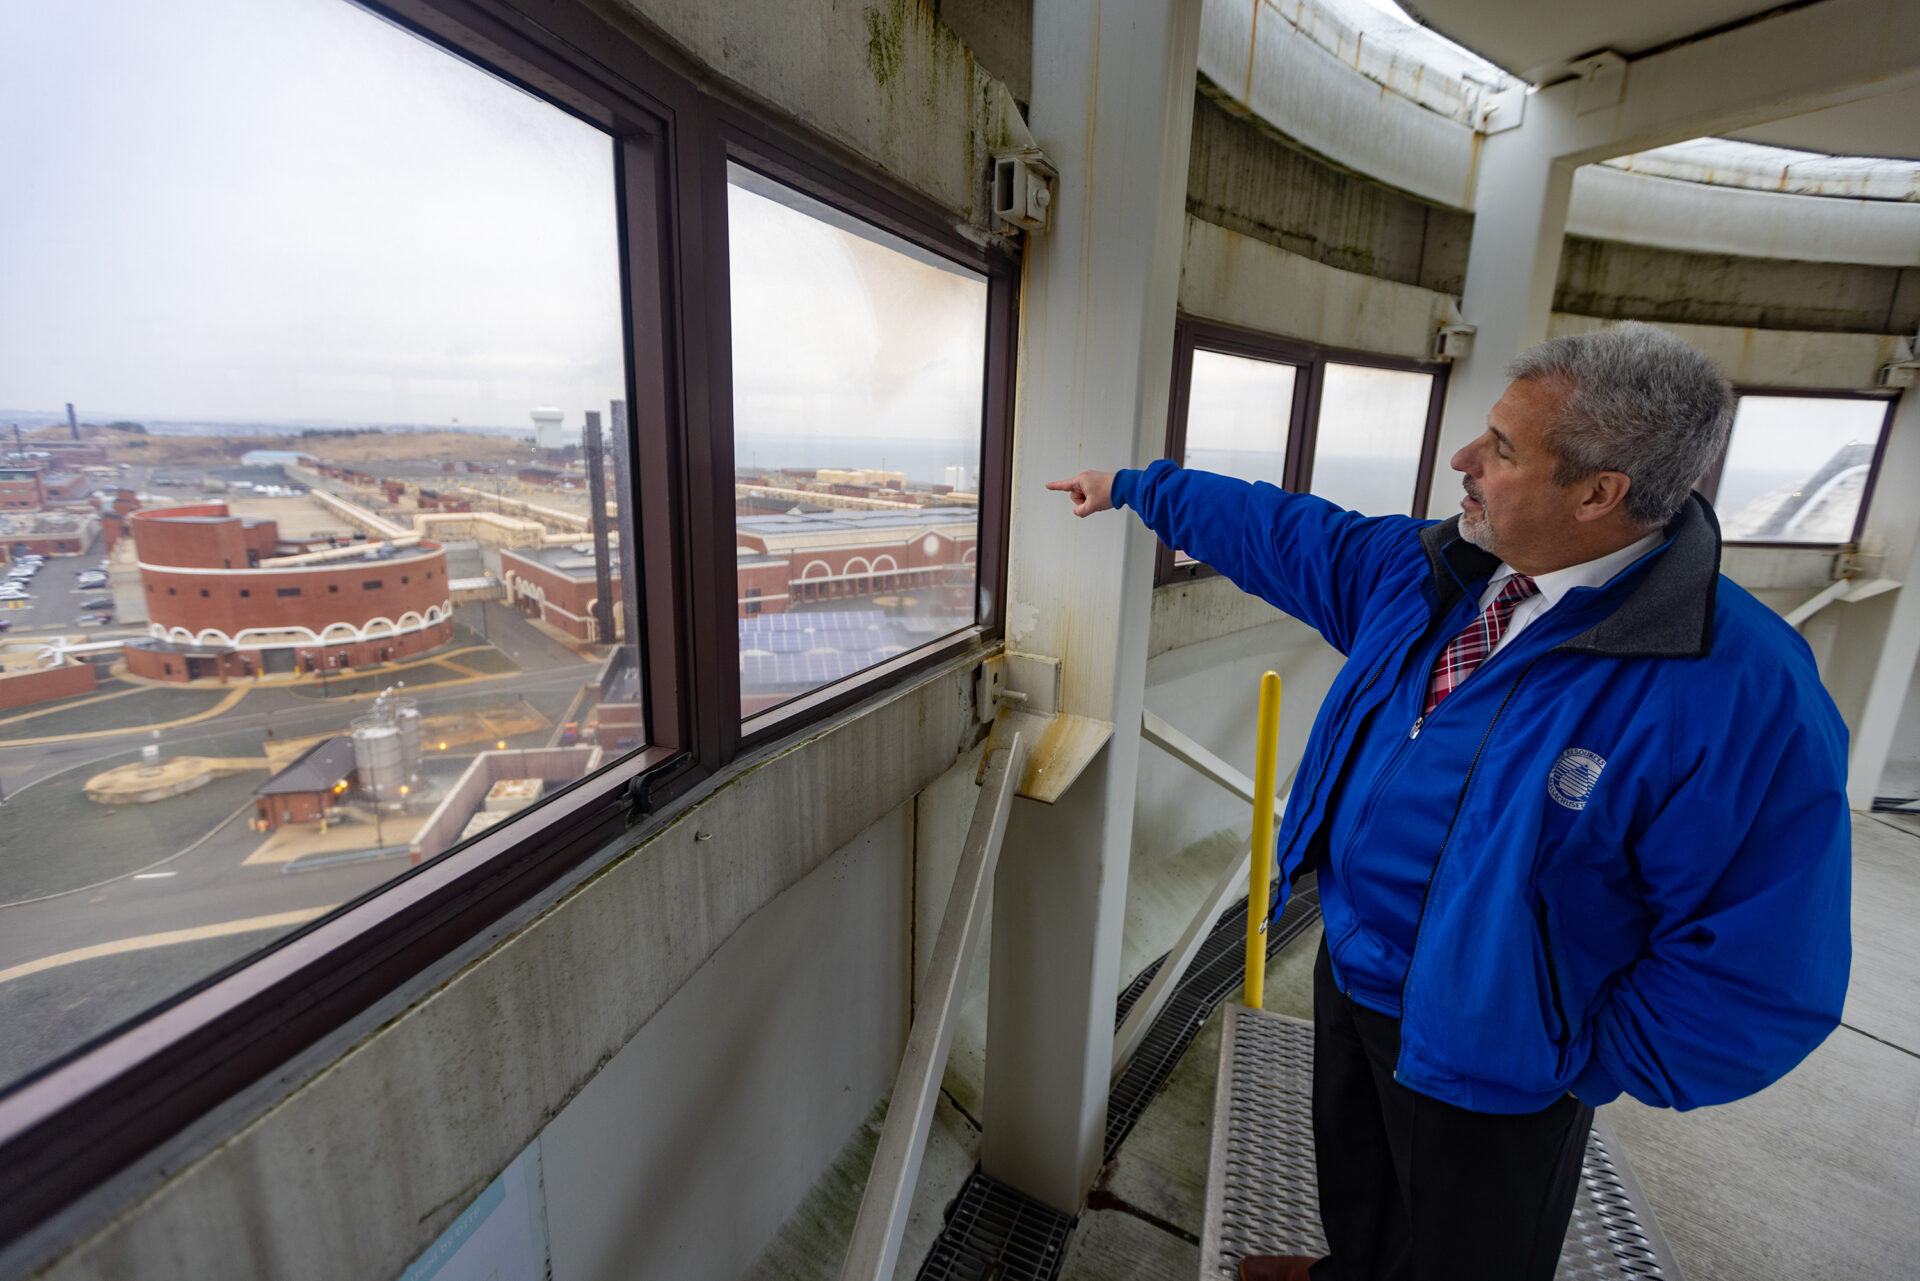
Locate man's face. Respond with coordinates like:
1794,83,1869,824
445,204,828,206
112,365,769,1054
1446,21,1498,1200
1449,378,1583,567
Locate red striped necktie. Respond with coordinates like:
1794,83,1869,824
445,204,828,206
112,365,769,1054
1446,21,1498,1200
1425,574,1539,714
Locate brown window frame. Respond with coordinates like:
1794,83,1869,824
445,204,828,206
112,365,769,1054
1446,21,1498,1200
1694,386,1899,548
1157,317,1449,586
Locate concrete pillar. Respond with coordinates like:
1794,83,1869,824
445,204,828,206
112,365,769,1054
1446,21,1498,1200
1842,389,1920,810
982,0,1202,1214
1428,93,1577,513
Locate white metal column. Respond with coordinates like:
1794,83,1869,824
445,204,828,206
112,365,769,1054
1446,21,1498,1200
1430,102,1579,503
1428,0,1920,514
982,0,1203,1214
1845,387,1920,809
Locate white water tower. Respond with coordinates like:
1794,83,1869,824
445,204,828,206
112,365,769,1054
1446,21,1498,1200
530,406,565,451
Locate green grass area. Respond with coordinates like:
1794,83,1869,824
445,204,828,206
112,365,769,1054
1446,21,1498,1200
0,753,266,902
0,684,230,744
286,661,475,701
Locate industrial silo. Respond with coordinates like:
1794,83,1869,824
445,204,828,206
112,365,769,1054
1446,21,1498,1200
352,718,406,804
394,698,423,783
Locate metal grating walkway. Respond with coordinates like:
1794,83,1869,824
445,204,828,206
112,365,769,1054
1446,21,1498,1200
1200,1005,1683,1281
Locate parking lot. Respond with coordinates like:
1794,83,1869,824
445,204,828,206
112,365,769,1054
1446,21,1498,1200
0,535,117,636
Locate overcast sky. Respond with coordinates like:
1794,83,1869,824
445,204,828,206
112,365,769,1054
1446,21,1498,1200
1,0,628,431
1,0,993,447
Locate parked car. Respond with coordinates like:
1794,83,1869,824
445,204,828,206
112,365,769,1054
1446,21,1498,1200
79,597,115,610
0,619,11,631
75,575,108,591
74,612,114,626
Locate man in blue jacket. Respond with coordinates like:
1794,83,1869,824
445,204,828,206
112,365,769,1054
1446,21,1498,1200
1048,322,1851,1281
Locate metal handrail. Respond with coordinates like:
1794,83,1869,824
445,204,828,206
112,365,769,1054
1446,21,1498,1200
1114,701,1291,1077
840,734,1028,1281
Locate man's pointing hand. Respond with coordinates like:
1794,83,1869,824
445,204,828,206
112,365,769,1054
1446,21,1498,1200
1045,470,1116,518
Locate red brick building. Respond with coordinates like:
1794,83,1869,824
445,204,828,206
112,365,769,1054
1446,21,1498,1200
125,503,453,682
732,508,978,619
0,465,47,511
500,545,623,642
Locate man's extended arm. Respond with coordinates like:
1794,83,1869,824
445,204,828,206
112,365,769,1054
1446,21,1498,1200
1050,460,1427,654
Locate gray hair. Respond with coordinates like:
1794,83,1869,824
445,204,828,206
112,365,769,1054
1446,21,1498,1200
1507,322,1733,528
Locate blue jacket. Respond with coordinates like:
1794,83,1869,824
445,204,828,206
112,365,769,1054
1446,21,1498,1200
1113,461,1851,1114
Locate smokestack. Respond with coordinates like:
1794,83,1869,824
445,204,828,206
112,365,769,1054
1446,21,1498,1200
66,403,79,440
583,411,616,646
609,400,642,655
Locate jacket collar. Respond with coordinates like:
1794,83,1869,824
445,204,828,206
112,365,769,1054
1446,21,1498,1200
1417,492,1720,659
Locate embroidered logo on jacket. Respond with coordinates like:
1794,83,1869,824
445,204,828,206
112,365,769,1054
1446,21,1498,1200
1548,748,1606,811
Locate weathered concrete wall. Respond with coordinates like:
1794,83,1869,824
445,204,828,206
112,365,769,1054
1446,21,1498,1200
1569,165,1920,270
1184,92,1918,338
615,0,1033,229
1545,314,1910,390
542,802,911,1281
1179,216,1451,360
931,0,1032,106
1555,237,1918,335
1187,92,1470,294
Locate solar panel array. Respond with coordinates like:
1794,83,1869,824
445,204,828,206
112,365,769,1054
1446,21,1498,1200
738,610,969,692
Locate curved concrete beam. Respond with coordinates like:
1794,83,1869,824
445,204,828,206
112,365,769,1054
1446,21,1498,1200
1568,166,1920,268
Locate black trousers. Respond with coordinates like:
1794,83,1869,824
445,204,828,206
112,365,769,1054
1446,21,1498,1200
1309,939,1592,1281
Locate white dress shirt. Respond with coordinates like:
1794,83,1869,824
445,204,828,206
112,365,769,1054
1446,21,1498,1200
1479,530,1664,659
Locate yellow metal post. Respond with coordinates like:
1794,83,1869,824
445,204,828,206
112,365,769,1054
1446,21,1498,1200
1244,671,1283,1009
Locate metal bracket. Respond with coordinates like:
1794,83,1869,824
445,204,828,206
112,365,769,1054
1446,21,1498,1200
624,752,692,827
1572,51,1628,115
975,651,1112,803
992,149,1056,234
1476,83,1526,135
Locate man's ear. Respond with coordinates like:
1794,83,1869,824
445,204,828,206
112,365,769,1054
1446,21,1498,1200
1573,471,1632,524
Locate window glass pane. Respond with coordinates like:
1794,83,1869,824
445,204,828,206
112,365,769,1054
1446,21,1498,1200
727,165,987,719
1181,350,1297,488
0,0,638,1092
1310,364,1434,516
1716,396,1889,542
1174,349,1296,567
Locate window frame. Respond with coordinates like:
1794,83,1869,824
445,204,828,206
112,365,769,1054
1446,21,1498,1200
0,0,1015,1250
709,118,1019,754
1694,386,1900,548
1157,318,1449,585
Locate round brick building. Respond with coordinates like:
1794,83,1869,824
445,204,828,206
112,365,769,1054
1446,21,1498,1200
124,503,453,682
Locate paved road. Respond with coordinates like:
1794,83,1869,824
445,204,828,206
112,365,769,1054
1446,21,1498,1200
0,620,612,1089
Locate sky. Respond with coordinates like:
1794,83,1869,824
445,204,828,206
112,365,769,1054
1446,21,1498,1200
1,0,624,431
726,169,987,445
0,0,993,447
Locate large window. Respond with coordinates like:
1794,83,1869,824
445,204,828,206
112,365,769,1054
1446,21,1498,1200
0,0,645,1101
726,166,989,719
1160,321,1445,581
0,0,1016,1248
1704,392,1897,544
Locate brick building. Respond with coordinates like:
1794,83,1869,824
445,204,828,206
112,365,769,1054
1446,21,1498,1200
732,507,978,619
253,736,357,831
0,465,47,511
125,503,453,682
500,544,624,642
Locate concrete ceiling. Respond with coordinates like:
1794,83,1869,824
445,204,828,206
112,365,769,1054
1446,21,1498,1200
1401,0,1920,161
1728,85,1920,162
1401,0,1780,75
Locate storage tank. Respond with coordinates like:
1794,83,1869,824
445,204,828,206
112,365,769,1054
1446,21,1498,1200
352,719,406,804
394,699,423,782
530,407,565,451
